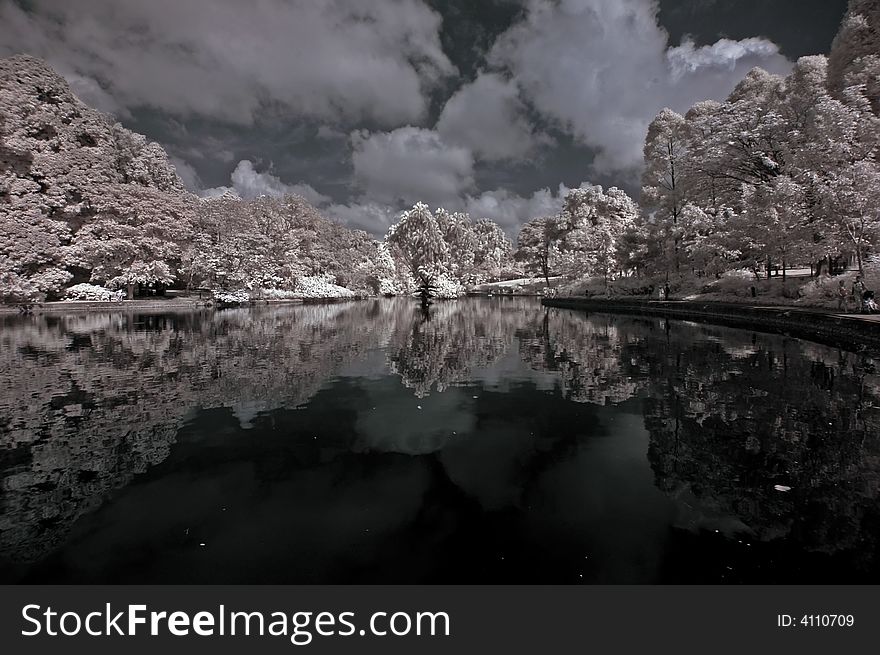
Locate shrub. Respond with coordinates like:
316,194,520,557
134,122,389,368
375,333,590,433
293,275,356,299
261,288,299,299
213,289,250,305
378,278,400,296
429,273,465,299
798,265,880,308
63,283,114,302
712,269,759,297
610,277,657,297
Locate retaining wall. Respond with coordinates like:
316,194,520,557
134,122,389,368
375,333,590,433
541,297,880,352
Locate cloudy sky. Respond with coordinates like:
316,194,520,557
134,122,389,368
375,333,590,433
0,0,847,235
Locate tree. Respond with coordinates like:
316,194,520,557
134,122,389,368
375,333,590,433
696,69,788,203
434,207,476,281
739,178,813,281
0,54,191,300
642,109,689,276
182,191,379,294
65,186,197,293
828,0,880,113
471,218,514,283
663,60,877,279
556,185,639,286
515,217,557,285
785,59,880,273
825,160,880,274
385,202,451,301
677,204,740,278
615,220,650,278
0,208,71,304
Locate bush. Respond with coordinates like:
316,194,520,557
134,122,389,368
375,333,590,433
213,289,250,305
63,284,114,302
579,278,609,297
429,273,465,299
798,265,880,308
712,270,759,297
0,270,43,306
610,277,657,297
293,275,356,299
799,274,848,304
261,288,300,300
378,278,400,296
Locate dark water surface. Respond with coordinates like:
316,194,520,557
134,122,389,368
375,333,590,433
1,298,878,583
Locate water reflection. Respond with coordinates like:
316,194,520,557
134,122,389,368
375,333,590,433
1,298,878,583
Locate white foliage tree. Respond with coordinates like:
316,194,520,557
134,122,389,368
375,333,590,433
385,202,454,299
556,185,639,286
642,108,689,275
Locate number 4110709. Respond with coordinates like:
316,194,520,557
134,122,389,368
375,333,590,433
777,614,854,627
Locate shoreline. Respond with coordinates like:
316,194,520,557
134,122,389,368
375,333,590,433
0,297,365,315
542,296,880,351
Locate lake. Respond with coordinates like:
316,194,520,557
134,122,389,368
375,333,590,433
1,297,878,583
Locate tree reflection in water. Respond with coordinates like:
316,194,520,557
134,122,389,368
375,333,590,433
1,298,878,582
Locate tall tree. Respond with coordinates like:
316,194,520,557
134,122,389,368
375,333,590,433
556,185,639,286
828,0,880,113
515,217,557,286
385,202,450,298
471,218,514,283
642,108,689,276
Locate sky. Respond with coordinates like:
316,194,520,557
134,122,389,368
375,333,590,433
0,0,849,236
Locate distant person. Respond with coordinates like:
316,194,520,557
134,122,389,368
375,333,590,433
664,282,671,301
837,279,849,312
853,275,867,312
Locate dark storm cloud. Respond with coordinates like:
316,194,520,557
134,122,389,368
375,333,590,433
0,0,849,236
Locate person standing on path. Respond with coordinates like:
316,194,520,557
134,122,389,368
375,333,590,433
837,279,849,312
853,275,867,313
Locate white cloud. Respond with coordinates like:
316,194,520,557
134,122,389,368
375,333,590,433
202,160,331,205
489,0,792,173
436,73,550,161
326,182,577,238
667,38,786,79
325,202,402,236
169,156,203,192
287,183,332,208
351,127,475,206
0,0,454,125
464,184,574,234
